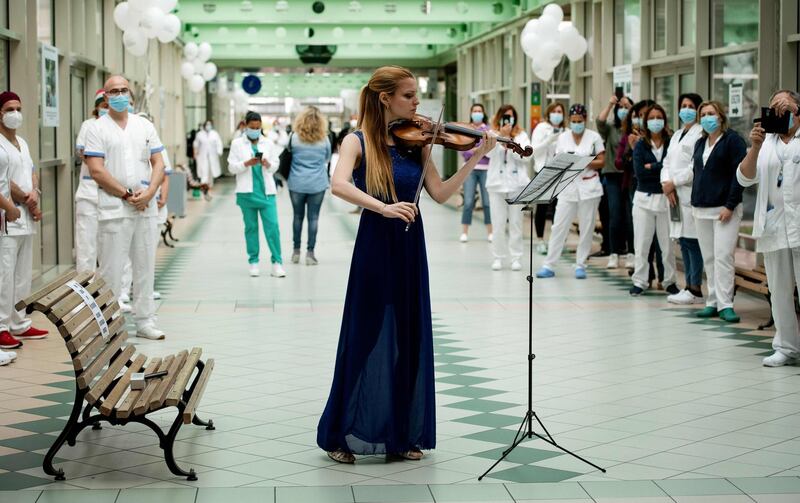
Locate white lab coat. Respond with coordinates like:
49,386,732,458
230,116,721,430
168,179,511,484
737,132,800,358
661,123,703,238
193,129,223,184
530,122,560,174
228,135,281,195
75,118,101,273
0,134,35,335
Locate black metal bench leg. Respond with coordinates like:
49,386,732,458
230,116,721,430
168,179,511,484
44,388,86,480
192,415,215,431
162,411,197,481
759,293,775,330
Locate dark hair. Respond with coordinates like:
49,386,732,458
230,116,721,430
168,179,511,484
678,93,703,111
613,96,634,129
245,111,262,123
642,103,671,142
470,103,487,124
492,104,521,136
622,99,656,134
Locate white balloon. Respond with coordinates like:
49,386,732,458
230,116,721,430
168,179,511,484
521,31,540,58
521,18,538,39
531,59,554,81
542,3,564,23
193,58,205,73
189,75,206,93
537,15,559,38
113,2,130,30
155,0,178,13
157,14,181,43
180,61,195,79
539,40,561,65
139,7,162,38
184,42,199,60
202,62,218,81
565,36,588,62
198,42,213,62
123,29,146,51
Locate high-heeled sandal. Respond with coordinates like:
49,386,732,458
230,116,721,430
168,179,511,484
399,449,424,461
327,449,355,464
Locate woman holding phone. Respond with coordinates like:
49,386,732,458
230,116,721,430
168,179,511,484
228,111,285,278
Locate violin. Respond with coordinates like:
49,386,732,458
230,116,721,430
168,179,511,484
389,115,534,158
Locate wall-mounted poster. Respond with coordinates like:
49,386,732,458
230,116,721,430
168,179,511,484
41,44,59,127
729,82,743,118
612,64,633,98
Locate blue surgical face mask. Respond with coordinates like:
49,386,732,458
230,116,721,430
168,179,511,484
245,128,261,140
616,108,629,121
549,113,563,126
108,95,130,113
647,119,665,134
632,117,643,128
678,108,697,124
471,112,484,123
570,122,585,134
127,104,135,114
790,114,795,130
700,115,719,134
98,108,109,117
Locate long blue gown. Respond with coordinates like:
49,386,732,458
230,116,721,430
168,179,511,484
316,131,436,455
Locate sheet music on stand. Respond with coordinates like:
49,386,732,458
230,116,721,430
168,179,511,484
506,153,596,205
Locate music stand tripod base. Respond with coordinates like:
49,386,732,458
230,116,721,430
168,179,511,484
478,154,606,481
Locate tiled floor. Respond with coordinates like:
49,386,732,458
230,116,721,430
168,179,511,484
1,179,800,501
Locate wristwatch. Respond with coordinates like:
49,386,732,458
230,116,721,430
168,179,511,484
121,188,133,201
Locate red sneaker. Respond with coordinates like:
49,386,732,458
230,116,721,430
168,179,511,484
14,327,48,340
0,331,22,349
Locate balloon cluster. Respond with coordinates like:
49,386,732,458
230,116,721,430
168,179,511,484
181,42,218,94
521,3,588,81
113,0,181,57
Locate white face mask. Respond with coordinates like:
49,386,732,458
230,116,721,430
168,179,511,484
2,110,22,130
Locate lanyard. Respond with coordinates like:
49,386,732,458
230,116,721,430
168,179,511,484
773,132,800,187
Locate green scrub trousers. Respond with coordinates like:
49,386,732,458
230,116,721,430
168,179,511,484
237,145,282,265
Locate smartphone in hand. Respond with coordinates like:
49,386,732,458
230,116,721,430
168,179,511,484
755,107,790,135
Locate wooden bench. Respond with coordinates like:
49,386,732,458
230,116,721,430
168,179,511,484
734,265,800,330
15,270,215,481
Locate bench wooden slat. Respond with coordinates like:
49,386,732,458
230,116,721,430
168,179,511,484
15,270,79,311
150,351,188,411
735,277,770,295
66,310,122,354
50,288,115,330
72,316,126,370
86,345,137,404
76,332,128,389
735,268,767,282
165,348,202,407
133,356,172,416
99,354,147,416
182,359,214,424
50,279,106,321
33,272,94,312
116,357,163,419
61,299,118,342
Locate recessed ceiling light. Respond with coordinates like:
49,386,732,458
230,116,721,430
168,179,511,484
275,1,289,13
384,3,397,14
246,27,258,37
240,1,253,12
275,27,287,38
203,3,217,14
390,27,400,37
361,27,372,37
348,1,362,12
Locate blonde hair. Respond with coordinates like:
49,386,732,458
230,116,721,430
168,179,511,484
359,65,415,202
698,100,729,137
293,106,327,143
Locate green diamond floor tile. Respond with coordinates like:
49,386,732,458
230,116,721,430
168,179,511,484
0,471,53,490
36,489,122,503
473,446,563,465
485,464,580,483
0,451,47,471
436,375,496,386
0,490,41,502
41,381,75,390
439,387,503,399
11,418,67,434
435,364,485,375
432,346,468,355
433,355,475,364
454,413,524,428
36,392,76,403
463,429,521,444
447,399,519,413
738,341,774,349
0,434,58,452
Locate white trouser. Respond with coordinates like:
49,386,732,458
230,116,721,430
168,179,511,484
631,206,677,289
695,213,742,310
75,199,99,274
121,213,162,300
764,247,800,358
97,216,157,330
489,191,523,262
0,235,33,334
544,197,600,269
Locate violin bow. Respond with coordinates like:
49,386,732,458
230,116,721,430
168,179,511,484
406,106,445,232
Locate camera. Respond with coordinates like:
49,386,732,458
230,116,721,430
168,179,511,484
754,107,791,135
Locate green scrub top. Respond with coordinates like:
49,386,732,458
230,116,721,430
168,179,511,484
236,142,270,208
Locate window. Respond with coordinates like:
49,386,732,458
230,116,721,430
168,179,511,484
37,0,54,45
711,50,758,138
37,45,57,160
653,75,675,127
679,73,696,96
583,1,593,71
681,0,696,48
711,0,758,48
1,0,8,29
653,0,666,53
614,0,641,65
0,40,8,91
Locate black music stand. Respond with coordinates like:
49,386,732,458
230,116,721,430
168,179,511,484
479,153,606,481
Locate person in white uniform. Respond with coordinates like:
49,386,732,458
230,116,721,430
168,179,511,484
661,93,705,304
193,120,222,190
530,102,566,255
0,91,49,354
485,104,532,271
537,103,606,279
738,90,800,366
690,101,748,323
628,103,679,296
84,76,167,341
74,89,109,274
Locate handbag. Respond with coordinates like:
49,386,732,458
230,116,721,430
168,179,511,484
278,133,293,180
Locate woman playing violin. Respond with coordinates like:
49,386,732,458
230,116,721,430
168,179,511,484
317,65,496,464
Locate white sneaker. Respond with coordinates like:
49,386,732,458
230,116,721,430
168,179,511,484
536,242,548,255
606,253,619,269
0,352,12,366
119,293,131,304
667,289,703,305
271,263,287,278
624,253,635,270
459,233,468,243
152,291,161,300
491,259,503,271
487,233,493,243
763,351,796,367
249,264,260,277
136,326,166,340
118,299,133,313
510,260,522,271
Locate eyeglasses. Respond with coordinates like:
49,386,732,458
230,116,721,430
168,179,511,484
106,88,130,97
